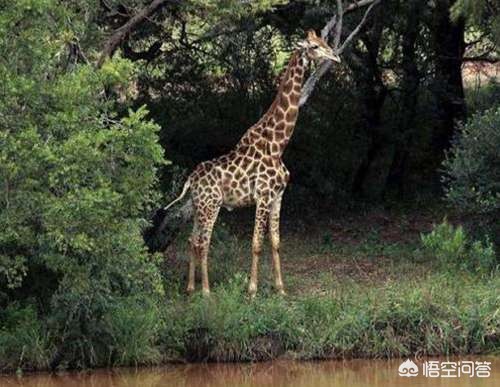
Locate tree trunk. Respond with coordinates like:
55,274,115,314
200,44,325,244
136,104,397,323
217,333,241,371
385,0,423,197
350,12,390,199
430,0,466,162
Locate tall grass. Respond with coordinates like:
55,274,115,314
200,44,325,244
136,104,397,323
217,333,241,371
421,220,497,274
2,220,498,372
1,273,498,372
103,297,163,366
0,305,53,372
160,273,500,361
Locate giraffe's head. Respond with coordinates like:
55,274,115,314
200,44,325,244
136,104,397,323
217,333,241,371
298,30,340,63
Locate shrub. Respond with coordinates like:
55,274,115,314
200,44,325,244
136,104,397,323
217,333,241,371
0,305,52,372
103,297,163,366
443,106,500,215
0,1,166,369
421,220,497,274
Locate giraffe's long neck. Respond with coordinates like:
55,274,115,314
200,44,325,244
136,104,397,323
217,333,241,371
236,49,308,157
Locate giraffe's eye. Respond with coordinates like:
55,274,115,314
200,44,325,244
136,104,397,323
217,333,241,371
311,44,319,49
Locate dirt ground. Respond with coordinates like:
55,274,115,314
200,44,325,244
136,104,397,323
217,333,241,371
197,200,459,296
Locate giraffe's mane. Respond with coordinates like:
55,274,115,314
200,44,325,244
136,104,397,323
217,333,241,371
235,48,304,151
262,49,301,119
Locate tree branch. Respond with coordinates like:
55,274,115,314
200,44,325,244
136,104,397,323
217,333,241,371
344,0,379,12
339,0,380,54
97,0,178,68
333,0,343,49
321,14,336,39
122,40,163,61
300,0,382,107
463,56,499,64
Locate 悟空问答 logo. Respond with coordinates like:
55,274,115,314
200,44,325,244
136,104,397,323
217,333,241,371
398,359,419,377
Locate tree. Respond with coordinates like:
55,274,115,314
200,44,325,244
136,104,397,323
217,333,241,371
0,0,165,368
452,0,500,50
430,0,466,162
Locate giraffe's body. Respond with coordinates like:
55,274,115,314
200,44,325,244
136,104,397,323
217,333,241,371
188,51,304,211
165,31,339,296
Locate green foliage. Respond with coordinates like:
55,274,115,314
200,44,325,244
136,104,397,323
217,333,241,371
2,263,498,371
0,0,166,369
451,0,500,46
466,81,500,115
161,274,301,361
0,304,53,372
421,220,497,274
189,0,286,21
443,107,500,215
103,297,163,366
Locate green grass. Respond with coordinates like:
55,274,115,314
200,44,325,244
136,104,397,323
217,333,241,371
157,209,499,363
159,272,499,362
1,209,499,372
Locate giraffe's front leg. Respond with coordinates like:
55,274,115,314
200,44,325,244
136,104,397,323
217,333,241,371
249,200,270,297
269,192,285,295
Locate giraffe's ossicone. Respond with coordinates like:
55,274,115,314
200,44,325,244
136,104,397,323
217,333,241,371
164,30,340,297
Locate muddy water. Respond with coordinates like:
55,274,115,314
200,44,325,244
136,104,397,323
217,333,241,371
1,357,499,387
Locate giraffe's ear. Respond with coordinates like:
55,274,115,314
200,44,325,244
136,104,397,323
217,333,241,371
307,29,317,39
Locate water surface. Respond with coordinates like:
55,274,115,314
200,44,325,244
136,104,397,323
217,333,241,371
1,357,498,387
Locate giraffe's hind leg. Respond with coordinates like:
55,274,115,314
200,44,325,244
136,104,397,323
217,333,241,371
269,191,285,295
187,219,199,294
196,204,220,297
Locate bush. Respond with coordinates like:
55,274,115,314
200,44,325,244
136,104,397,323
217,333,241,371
0,305,52,372
103,297,163,366
0,1,166,369
443,106,500,215
421,220,497,274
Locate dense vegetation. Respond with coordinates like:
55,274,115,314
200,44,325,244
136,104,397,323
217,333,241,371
0,0,498,373
1,216,499,370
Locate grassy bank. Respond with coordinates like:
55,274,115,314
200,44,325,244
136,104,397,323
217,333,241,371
3,272,497,371
1,207,499,372
161,273,499,362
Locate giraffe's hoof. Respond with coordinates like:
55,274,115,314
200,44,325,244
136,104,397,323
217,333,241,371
277,289,286,296
186,287,195,295
248,283,257,298
202,289,211,298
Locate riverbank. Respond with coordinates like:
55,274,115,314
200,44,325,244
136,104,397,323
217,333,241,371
1,207,499,372
160,273,499,362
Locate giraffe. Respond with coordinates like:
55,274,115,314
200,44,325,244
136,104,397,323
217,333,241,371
165,30,340,297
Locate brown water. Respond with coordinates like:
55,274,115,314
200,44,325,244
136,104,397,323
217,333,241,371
1,357,499,387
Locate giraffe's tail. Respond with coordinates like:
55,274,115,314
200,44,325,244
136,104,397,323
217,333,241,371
164,178,191,211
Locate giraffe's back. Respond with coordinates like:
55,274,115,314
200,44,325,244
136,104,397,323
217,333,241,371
188,146,289,210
